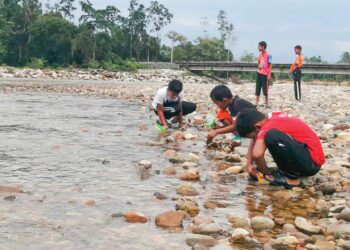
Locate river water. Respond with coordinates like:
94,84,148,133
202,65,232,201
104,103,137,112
0,91,319,249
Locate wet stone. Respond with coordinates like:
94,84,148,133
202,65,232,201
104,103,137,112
176,183,199,196
155,211,185,228
138,160,152,168
270,235,299,250
175,200,200,217
154,192,167,200
295,217,322,235
4,195,16,201
192,223,223,235
251,216,275,232
318,183,337,195
124,211,148,223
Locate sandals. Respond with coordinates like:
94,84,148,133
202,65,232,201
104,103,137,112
264,171,301,189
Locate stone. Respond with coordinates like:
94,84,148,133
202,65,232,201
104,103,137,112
270,235,299,250
124,211,148,223
164,149,177,158
189,153,200,161
227,215,250,228
251,216,275,232
333,224,350,239
283,224,298,233
224,166,243,175
84,200,96,207
192,214,215,226
169,156,186,164
295,217,322,235
184,133,197,140
186,234,216,247
0,186,23,193
172,131,185,141
337,209,350,222
316,199,329,213
224,154,241,162
138,160,152,169
182,161,198,169
154,192,167,200
274,217,286,226
337,239,350,250
175,200,200,217
305,244,320,250
155,211,185,227
230,228,250,241
179,169,200,181
176,184,199,196
165,136,176,143
4,195,16,201
163,166,176,175
318,183,336,195
192,223,223,235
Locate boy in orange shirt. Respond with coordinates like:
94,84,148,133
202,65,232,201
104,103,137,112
289,45,304,100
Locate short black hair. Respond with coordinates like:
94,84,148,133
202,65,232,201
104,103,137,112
236,109,266,137
295,45,302,50
168,79,183,93
258,41,267,49
210,85,233,101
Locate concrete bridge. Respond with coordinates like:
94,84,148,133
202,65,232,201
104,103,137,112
177,61,350,75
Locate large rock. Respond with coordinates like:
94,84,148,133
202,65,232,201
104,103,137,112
175,200,200,217
270,235,299,250
318,183,336,195
124,211,148,223
186,234,216,247
295,217,322,235
192,223,223,235
333,224,350,240
251,216,275,232
155,211,185,227
337,209,350,222
176,183,198,196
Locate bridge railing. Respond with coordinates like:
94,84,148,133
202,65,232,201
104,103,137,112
176,61,350,75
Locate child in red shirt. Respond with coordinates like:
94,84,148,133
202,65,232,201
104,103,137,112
236,109,325,189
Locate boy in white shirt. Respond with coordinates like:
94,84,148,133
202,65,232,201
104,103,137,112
152,80,196,130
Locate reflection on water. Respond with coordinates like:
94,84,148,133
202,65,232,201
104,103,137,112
0,91,319,249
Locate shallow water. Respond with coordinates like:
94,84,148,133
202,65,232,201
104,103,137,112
0,91,320,249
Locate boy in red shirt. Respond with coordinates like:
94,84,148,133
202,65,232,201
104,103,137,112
256,41,272,108
236,109,325,189
289,45,304,100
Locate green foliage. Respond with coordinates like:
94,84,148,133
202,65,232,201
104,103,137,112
29,58,46,69
240,50,256,63
304,55,327,64
338,51,350,64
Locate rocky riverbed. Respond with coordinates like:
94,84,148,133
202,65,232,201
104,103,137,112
0,70,349,249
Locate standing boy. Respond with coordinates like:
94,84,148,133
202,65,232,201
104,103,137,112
256,41,272,108
152,80,196,130
289,45,304,100
236,109,325,189
207,85,255,141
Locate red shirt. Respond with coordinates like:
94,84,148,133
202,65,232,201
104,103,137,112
257,112,325,166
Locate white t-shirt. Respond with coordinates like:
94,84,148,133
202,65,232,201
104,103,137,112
152,86,184,109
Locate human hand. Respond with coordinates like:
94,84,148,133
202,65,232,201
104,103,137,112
246,164,257,178
207,130,218,141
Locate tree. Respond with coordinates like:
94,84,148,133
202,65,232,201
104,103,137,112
304,55,327,64
217,10,235,61
45,0,76,19
79,0,119,61
240,50,256,63
28,14,76,65
166,31,187,63
338,51,350,64
146,1,172,61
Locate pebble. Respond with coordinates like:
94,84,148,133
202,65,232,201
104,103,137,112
332,224,350,239
154,192,167,200
192,223,223,235
337,209,350,222
164,149,177,158
124,211,148,223
0,186,23,193
176,184,199,196
4,195,16,201
270,235,299,250
318,183,336,195
224,166,243,175
192,214,215,226
138,160,152,168
178,169,200,181
251,216,275,232
230,228,250,241
163,166,176,175
227,215,250,228
295,217,322,234
175,199,200,217
186,234,216,248
155,211,185,227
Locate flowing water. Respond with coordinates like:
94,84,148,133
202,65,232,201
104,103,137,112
0,90,319,249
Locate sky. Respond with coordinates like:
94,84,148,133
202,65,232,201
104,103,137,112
44,0,350,63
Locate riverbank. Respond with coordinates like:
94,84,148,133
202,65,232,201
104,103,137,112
0,77,349,249
0,67,349,86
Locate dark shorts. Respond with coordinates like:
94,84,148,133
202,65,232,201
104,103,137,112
293,69,302,82
256,73,268,97
154,101,196,120
264,129,320,179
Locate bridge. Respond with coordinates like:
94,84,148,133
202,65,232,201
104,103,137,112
177,61,350,75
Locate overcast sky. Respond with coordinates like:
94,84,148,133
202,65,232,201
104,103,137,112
46,0,350,63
